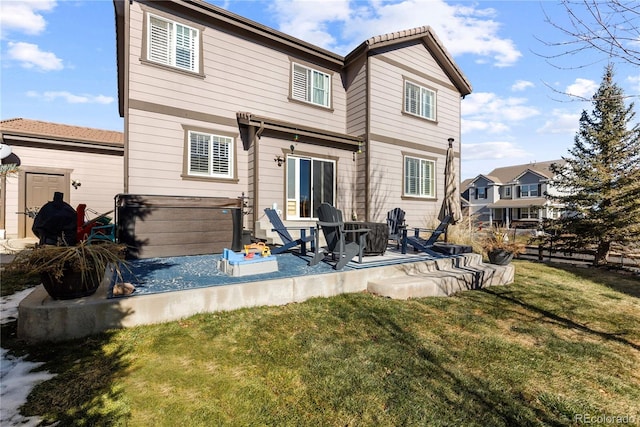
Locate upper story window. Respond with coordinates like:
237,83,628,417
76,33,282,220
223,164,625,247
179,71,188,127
519,184,539,198
292,63,331,107
404,155,435,198
148,14,199,72
404,81,436,120
475,187,487,199
188,131,233,179
504,186,512,197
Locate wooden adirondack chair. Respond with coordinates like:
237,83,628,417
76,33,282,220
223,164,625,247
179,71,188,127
403,215,452,255
309,203,369,270
263,208,315,255
386,208,406,249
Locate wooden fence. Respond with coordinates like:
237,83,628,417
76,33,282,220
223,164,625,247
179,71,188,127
518,244,640,270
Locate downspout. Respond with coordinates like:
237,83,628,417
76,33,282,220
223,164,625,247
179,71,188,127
122,0,130,193
365,54,371,221
251,121,264,235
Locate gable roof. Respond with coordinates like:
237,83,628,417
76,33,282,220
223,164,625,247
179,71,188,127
113,0,472,114
0,118,124,146
467,174,498,187
471,160,564,185
345,26,471,96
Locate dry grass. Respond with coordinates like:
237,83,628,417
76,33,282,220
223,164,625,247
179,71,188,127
2,260,639,426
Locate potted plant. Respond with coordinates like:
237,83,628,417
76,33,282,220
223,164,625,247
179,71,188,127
6,240,128,300
481,227,525,265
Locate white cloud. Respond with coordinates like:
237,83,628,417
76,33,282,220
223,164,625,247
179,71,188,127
627,75,640,94
565,78,598,99
461,141,529,161
270,0,521,67
27,91,114,104
0,0,56,38
461,92,540,133
6,41,63,71
537,109,580,135
270,0,351,49
511,80,534,91
462,119,509,134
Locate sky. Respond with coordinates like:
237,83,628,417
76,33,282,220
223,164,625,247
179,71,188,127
1,0,638,180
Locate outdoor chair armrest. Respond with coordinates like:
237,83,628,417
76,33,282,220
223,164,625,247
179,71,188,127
271,225,314,232
317,221,342,228
343,228,370,235
410,227,435,237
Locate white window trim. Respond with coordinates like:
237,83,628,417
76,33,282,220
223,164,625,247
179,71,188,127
520,207,539,219
291,63,331,108
187,131,234,179
404,81,436,121
147,13,199,72
286,155,336,219
404,155,435,198
519,184,539,198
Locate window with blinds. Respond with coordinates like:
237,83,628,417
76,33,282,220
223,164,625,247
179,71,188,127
292,63,330,107
148,14,198,72
188,131,233,179
404,156,435,197
404,81,436,120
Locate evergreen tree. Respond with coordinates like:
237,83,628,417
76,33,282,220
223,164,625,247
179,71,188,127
549,65,640,265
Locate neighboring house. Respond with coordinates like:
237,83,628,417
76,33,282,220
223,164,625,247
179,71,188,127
461,160,565,228
0,118,124,240
113,0,472,238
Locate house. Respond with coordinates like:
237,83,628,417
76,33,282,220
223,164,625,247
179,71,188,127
461,160,565,228
113,0,472,241
0,118,124,241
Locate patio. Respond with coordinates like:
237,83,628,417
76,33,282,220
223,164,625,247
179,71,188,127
17,248,514,343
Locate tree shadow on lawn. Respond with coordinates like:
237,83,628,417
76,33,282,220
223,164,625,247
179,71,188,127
1,320,131,426
535,261,640,298
479,287,640,352
306,296,571,427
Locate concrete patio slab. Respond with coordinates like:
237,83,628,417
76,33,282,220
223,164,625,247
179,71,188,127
17,253,514,343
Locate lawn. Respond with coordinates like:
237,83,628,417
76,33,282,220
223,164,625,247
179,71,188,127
2,260,639,426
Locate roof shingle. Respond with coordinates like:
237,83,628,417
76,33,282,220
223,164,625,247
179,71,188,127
478,160,564,184
0,118,123,146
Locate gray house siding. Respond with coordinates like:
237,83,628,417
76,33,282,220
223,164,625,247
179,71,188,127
115,0,471,238
366,44,462,227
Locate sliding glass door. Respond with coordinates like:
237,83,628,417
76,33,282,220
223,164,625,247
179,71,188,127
286,156,335,219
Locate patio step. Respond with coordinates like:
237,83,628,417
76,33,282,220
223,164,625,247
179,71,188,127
367,259,514,299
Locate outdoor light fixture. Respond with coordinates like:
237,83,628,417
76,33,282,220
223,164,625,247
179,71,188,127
0,143,12,159
274,155,285,167
290,134,299,154
448,137,454,148
72,179,82,189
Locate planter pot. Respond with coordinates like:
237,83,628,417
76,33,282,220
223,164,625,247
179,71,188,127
488,249,514,265
41,267,102,300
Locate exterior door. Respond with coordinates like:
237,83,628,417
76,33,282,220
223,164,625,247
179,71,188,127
286,156,335,219
24,172,66,238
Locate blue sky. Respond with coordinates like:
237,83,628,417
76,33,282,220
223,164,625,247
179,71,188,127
1,0,638,179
